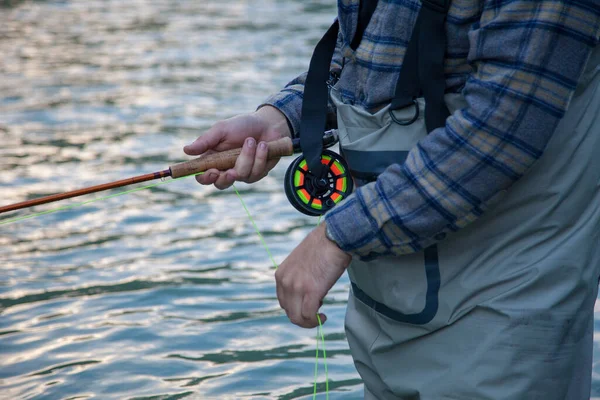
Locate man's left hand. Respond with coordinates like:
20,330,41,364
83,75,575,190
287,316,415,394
275,223,352,328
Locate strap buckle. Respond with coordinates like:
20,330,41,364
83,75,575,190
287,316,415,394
388,99,420,126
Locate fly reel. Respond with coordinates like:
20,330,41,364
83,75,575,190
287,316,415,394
284,149,353,216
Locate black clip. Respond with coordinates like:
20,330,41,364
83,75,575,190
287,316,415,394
327,71,341,90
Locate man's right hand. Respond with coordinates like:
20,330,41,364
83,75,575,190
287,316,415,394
183,105,291,190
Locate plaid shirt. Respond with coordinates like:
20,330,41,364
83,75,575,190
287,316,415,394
263,0,600,259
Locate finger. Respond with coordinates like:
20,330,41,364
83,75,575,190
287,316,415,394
214,170,237,190
195,169,220,186
284,278,310,327
288,294,305,327
317,313,327,326
234,137,257,182
247,141,269,183
275,268,289,312
276,267,305,325
276,280,286,312
183,122,227,155
300,293,322,329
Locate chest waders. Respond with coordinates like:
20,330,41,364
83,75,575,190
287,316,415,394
289,0,600,398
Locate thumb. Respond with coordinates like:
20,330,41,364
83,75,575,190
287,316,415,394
302,294,326,328
317,313,327,326
183,124,226,156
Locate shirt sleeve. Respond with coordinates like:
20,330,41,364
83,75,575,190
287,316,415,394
324,0,600,260
258,29,345,137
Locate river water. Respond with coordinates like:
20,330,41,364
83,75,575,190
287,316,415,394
0,1,362,399
0,1,598,399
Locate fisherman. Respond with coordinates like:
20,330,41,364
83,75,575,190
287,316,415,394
185,0,600,398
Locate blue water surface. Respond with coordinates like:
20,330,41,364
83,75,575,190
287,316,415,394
1,1,599,399
0,1,361,398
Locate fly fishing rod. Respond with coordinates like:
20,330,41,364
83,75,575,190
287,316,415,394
0,130,352,216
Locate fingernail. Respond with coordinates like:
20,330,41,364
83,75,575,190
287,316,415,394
209,172,218,180
259,142,267,150
247,138,255,148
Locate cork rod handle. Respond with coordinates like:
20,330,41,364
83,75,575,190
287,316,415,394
169,137,294,179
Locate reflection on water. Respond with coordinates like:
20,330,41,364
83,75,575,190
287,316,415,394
0,1,362,399
1,1,600,399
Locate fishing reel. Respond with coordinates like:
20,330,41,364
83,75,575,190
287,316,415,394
285,130,353,216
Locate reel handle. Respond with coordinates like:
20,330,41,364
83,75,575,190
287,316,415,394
169,137,294,178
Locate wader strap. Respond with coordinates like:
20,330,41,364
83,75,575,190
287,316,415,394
390,0,451,132
299,0,379,176
299,0,451,175
342,148,410,186
350,0,379,50
299,0,447,325
299,21,340,178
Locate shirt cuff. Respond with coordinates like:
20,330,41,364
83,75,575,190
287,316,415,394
324,187,393,260
258,87,304,138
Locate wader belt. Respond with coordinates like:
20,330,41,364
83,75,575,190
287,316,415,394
299,0,450,324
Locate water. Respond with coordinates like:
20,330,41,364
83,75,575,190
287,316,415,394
1,1,600,399
0,1,361,398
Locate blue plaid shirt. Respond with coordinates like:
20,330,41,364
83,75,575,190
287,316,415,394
263,0,600,259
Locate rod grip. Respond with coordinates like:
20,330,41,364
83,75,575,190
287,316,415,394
169,137,294,179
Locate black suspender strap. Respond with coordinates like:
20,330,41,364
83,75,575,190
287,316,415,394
350,0,380,50
299,21,341,178
391,0,451,132
299,0,450,176
300,0,380,176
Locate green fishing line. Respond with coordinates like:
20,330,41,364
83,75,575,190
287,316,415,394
232,184,278,270
0,172,203,226
313,315,329,400
313,326,321,398
3,173,331,397
317,210,328,396
319,314,329,399
232,184,330,399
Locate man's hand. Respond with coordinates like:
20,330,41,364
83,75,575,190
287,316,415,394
184,105,291,189
275,223,352,328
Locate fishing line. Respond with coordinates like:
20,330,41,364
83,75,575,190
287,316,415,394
314,327,321,397
232,184,278,269
233,184,330,399
315,314,329,400
2,174,331,397
0,173,203,226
